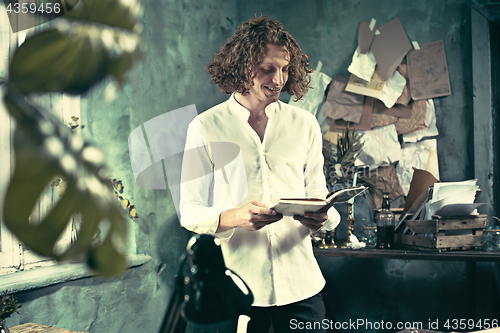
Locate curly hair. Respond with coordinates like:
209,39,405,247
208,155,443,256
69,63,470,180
205,16,313,101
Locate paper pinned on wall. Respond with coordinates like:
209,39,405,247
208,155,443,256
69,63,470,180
377,69,406,108
407,40,452,100
358,20,377,54
289,60,332,116
330,96,374,132
323,75,364,123
345,66,406,108
395,63,411,106
371,17,413,81
396,139,439,196
393,99,429,135
347,47,377,81
373,99,411,118
354,124,402,170
345,66,384,99
402,99,439,142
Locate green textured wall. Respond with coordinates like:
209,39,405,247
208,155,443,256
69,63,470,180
5,0,496,332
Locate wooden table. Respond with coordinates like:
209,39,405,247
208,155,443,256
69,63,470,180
9,323,88,333
314,247,500,324
314,247,500,262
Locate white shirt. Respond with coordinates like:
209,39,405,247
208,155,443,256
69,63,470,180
179,94,340,306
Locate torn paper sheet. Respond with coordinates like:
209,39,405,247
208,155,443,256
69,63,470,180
323,75,364,123
348,48,377,81
395,63,411,105
345,67,384,99
331,96,374,131
373,99,412,118
289,61,332,116
407,40,452,100
393,99,428,135
402,99,439,142
371,112,397,129
358,19,377,54
378,70,406,108
371,17,413,81
396,139,439,196
354,124,401,169
346,67,406,108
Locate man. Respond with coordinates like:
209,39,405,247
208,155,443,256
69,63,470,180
180,16,340,333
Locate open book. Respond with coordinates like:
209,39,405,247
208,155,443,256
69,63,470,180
269,185,367,216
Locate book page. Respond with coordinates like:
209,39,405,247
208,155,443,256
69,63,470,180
328,186,367,203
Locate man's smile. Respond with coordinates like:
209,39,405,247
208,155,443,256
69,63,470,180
265,86,281,94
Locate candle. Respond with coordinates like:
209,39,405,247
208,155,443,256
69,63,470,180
349,172,358,215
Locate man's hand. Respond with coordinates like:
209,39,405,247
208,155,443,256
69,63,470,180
293,199,336,233
218,201,283,232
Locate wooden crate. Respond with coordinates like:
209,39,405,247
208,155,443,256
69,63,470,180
394,215,488,251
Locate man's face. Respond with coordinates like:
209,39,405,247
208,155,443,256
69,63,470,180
247,44,290,105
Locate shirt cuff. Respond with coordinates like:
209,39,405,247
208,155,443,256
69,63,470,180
182,209,236,241
214,211,235,241
321,206,341,231
181,207,224,235
215,228,235,241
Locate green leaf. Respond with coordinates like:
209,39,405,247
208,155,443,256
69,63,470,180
8,0,143,95
2,94,128,276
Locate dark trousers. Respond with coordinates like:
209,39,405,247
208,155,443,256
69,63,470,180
247,293,326,333
184,292,326,333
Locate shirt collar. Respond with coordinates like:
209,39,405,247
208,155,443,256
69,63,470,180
229,93,279,121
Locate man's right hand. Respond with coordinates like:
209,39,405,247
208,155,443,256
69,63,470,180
217,201,283,232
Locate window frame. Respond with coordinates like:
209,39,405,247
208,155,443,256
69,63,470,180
0,21,81,275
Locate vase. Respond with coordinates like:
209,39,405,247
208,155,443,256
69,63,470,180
0,319,10,333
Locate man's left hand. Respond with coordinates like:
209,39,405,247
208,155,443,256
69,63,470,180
293,199,336,232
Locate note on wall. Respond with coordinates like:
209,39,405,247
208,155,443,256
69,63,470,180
407,40,452,100
371,17,413,81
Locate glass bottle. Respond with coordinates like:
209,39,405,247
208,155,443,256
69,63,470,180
376,192,395,249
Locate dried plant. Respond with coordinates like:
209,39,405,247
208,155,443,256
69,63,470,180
336,124,364,169
323,125,382,197
0,291,21,320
